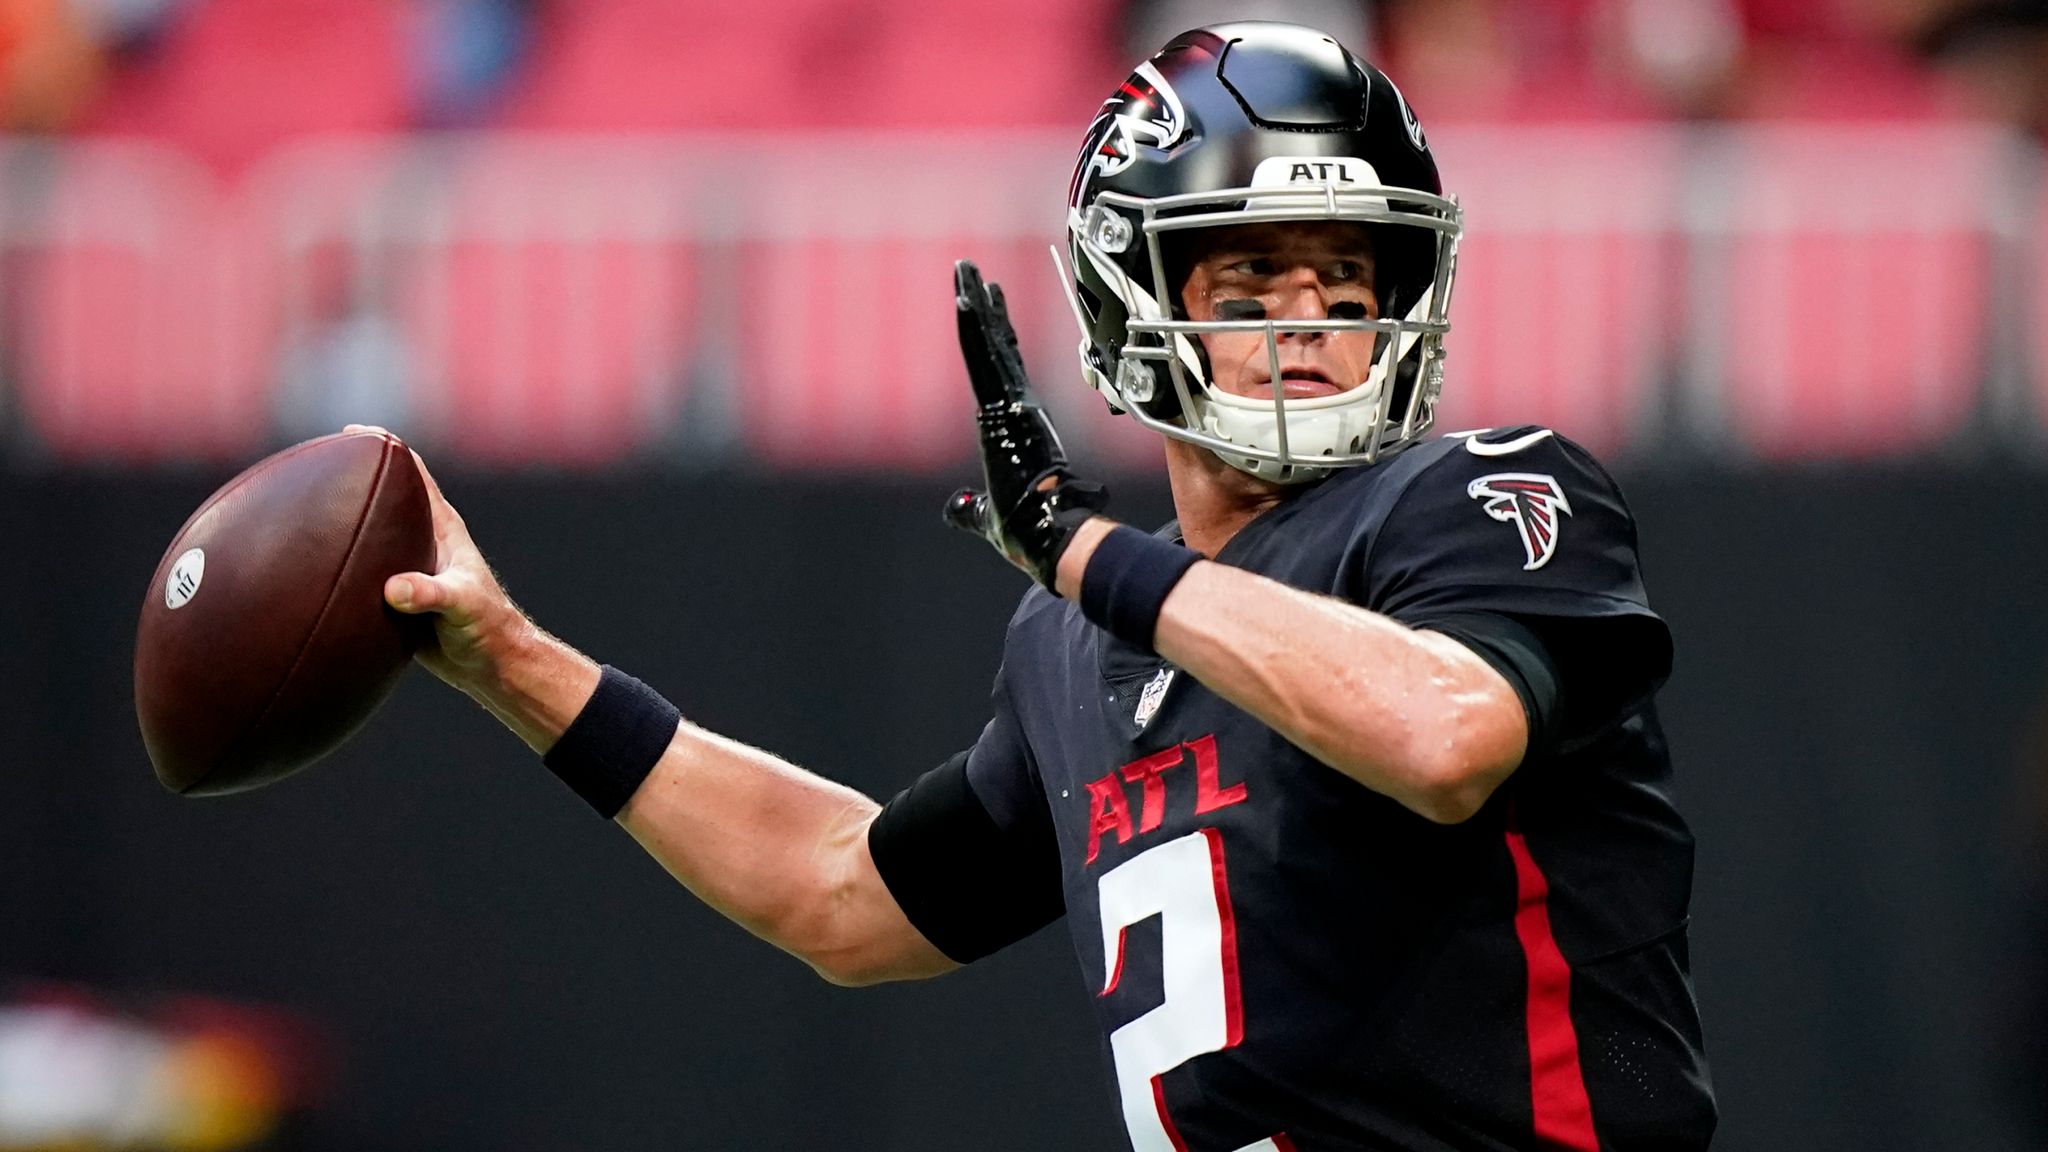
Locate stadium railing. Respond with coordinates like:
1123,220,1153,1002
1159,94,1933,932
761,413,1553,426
0,124,2036,470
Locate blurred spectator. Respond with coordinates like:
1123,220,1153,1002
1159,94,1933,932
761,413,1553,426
1378,0,1665,120
1373,0,1962,121
273,244,413,442
408,0,534,126
1725,0,1959,118
69,0,192,53
1920,0,2048,136
1616,0,1745,115
0,0,104,129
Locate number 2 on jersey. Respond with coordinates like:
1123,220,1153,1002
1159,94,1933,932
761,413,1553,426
1097,829,1288,1152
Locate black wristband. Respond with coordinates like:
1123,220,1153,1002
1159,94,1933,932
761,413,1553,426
1078,525,1202,652
542,665,681,819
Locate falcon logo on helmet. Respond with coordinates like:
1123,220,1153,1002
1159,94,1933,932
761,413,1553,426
1070,61,1188,201
1388,75,1427,151
1467,473,1573,571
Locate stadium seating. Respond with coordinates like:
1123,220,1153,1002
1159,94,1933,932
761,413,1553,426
78,0,409,176
1717,126,1989,457
0,1,2022,467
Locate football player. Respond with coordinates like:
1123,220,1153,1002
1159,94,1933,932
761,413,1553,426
377,21,1716,1151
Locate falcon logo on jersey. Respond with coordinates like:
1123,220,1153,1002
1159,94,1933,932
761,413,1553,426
1467,473,1573,571
1069,61,1187,204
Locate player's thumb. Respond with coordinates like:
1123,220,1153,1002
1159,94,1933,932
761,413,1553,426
944,487,992,539
385,572,450,615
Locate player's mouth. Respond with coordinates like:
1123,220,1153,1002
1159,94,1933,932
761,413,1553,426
1264,367,1344,400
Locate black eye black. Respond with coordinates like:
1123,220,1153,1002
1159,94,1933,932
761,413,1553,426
1217,299,1268,321
1328,301,1369,320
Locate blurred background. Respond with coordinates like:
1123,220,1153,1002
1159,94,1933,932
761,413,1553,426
1,0,2045,1148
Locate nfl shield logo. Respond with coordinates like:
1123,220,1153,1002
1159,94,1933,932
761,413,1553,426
1133,667,1176,731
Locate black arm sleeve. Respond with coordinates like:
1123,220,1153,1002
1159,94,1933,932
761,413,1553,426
866,672,1063,964
1420,611,1563,755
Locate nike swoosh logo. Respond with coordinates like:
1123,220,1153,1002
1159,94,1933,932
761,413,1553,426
1449,428,1556,457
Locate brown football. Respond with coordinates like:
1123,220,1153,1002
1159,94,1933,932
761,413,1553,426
135,430,436,795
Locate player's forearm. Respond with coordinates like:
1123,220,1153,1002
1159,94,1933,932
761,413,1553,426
618,725,958,986
1149,560,1526,823
458,624,950,984
455,618,603,755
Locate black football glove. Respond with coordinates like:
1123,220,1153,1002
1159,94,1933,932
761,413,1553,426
944,260,1108,590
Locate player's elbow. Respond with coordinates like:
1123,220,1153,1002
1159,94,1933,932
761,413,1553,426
790,830,956,988
1400,706,1525,825
802,935,954,988
806,951,891,988
784,912,906,987
1406,765,1501,824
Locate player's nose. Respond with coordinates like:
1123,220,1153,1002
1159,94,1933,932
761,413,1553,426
1270,268,1335,338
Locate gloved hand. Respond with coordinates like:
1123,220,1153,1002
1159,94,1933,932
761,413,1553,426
943,259,1108,590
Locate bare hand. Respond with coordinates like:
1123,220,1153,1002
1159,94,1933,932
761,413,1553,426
345,425,529,695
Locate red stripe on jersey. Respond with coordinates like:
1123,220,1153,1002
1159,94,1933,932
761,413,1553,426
1505,820,1600,1151
1151,1076,1192,1152
1101,925,1127,997
1202,826,1245,1047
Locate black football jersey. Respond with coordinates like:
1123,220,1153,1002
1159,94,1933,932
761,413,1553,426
927,427,1714,1151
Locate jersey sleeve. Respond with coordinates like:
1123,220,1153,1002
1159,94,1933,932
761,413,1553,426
865,665,1063,964
1368,427,1673,749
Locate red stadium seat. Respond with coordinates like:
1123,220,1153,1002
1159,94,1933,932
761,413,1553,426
1430,126,1679,456
500,0,1107,133
392,147,701,465
841,0,1111,129
727,135,1089,472
238,140,702,466
501,0,818,131
13,145,269,461
1719,126,1988,458
78,0,409,177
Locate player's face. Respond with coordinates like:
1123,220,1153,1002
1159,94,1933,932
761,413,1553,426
1177,222,1380,401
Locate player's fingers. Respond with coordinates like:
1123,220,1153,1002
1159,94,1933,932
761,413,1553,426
953,259,986,310
402,446,479,572
943,487,992,538
385,571,460,617
954,262,1008,407
987,281,1014,336
408,447,456,515
984,283,1029,393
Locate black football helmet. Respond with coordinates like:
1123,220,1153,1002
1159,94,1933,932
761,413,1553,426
1060,22,1460,482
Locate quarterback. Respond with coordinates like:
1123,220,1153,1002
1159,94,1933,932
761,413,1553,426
378,22,1715,1151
